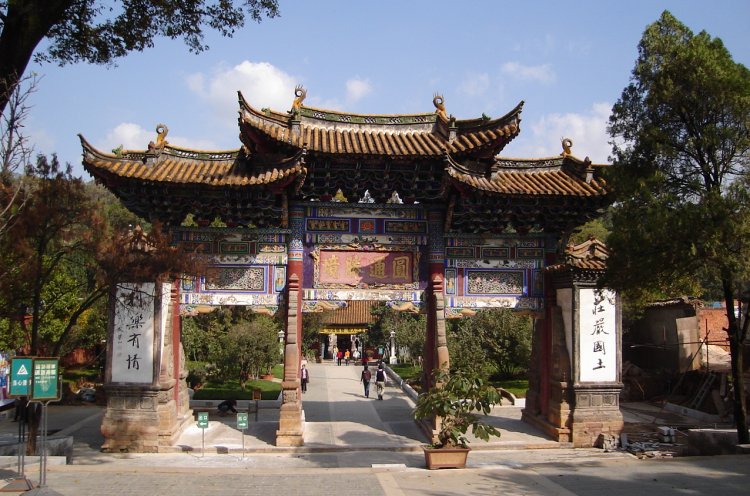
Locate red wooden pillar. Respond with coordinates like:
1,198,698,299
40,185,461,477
424,208,446,389
539,250,557,416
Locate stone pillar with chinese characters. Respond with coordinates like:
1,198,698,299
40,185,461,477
100,281,190,452
538,239,624,447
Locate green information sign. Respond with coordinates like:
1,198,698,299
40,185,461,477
8,358,33,397
197,411,209,429
32,358,60,400
237,412,248,429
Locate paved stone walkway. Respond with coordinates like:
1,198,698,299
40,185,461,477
1,361,749,494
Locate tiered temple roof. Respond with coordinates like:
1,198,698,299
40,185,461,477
80,89,611,233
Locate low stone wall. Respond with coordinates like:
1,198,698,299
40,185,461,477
383,365,419,402
687,428,750,455
0,436,73,461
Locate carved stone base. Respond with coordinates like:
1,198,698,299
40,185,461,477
521,410,572,445
101,384,191,453
276,382,304,447
570,387,624,447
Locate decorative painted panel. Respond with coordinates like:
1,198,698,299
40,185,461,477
446,247,475,258
304,288,422,302
517,247,544,258
358,219,377,233
306,218,350,232
219,241,251,255
205,266,266,292
450,259,539,269
465,270,525,295
313,205,419,219
481,247,510,258
446,296,542,310
444,269,456,295
531,269,544,297
273,266,286,292
384,220,427,233
259,243,286,253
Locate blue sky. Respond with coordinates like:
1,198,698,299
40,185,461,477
21,1,750,178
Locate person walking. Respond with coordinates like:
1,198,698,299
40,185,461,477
336,350,343,366
375,363,388,400
300,364,310,393
344,350,350,366
360,365,372,398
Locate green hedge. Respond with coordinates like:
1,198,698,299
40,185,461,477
193,379,281,400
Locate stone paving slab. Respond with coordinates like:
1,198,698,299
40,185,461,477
6,362,747,495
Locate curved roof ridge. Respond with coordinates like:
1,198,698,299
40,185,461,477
79,134,240,161
497,153,609,168
238,91,291,125
299,104,436,120
455,100,524,130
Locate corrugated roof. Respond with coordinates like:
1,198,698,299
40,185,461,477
321,301,378,325
79,135,306,187
546,237,609,272
446,155,609,198
238,93,521,158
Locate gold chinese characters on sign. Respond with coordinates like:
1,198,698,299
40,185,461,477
317,250,413,286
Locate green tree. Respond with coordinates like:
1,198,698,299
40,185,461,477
0,0,280,114
209,313,280,389
447,309,533,379
302,311,324,359
392,312,426,366
607,11,750,443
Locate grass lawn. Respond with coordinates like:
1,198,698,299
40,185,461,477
492,378,528,398
390,364,422,381
61,367,101,390
193,378,281,400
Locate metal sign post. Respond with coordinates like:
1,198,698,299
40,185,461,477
31,358,61,488
3,357,59,492
237,412,248,459
197,412,209,457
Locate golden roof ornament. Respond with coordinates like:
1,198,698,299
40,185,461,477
333,188,348,203
433,93,448,121
561,138,573,157
147,124,169,152
292,85,307,110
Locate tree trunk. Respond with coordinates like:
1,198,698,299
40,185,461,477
0,0,72,115
723,279,749,444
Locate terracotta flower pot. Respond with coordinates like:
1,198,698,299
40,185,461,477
423,446,470,469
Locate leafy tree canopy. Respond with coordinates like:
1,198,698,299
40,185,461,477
606,10,750,443
0,0,280,113
447,309,532,379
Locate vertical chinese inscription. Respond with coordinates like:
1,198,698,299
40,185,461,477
111,283,156,384
578,288,617,382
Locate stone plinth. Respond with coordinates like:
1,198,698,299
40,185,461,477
569,386,624,447
276,381,304,446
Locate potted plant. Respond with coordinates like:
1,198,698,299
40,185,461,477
413,368,502,469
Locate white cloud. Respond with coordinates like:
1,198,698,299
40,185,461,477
510,103,612,163
103,123,152,151
100,123,218,152
187,61,299,117
458,72,491,97
501,62,556,84
345,78,372,103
